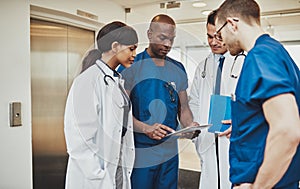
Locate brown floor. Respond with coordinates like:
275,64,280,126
178,169,200,189
33,155,201,189
33,139,202,189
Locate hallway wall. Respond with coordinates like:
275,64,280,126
0,0,32,188
0,0,127,188
30,0,125,24
0,1,125,188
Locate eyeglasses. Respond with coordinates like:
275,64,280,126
164,82,176,103
214,18,239,41
214,22,228,41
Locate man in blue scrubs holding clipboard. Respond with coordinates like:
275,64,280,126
122,14,199,189
216,0,300,188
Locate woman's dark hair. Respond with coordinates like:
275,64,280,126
80,49,101,73
96,21,138,54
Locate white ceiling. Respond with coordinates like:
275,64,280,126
111,0,300,43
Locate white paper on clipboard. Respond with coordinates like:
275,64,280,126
166,124,212,137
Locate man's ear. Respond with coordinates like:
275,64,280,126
147,29,152,40
227,17,239,32
111,41,119,53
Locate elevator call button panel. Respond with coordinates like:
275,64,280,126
10,102,22,127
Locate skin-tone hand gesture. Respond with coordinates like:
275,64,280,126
218,120,232,138
233,183,253,189
144,123,175,140
180,122,201,139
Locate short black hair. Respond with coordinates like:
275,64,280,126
207,10,218,26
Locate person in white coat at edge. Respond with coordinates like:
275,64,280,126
189,10,244,189
64,21,138,189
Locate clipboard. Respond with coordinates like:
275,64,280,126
166,124,212,137
207,94,231,133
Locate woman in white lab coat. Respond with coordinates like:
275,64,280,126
64,21,138,189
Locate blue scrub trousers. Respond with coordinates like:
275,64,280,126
131,155,178,189
276,182,299,189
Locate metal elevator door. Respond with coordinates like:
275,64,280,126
30,19,95,189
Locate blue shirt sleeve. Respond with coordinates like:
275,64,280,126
179,70,188,92
244,46,295,104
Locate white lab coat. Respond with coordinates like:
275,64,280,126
189,52,244,189
64,60,135,189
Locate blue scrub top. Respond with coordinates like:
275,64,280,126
117,64,126,73
122,49,188,146
230,34,300,187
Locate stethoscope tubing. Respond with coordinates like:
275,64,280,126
95,61,117,85
201,52,246,79
95,60,131,107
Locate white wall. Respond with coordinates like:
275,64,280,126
0,0,125,188
0,0,32,188
30,0,125,24
285,44,300,69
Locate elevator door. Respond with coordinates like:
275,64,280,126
30,19,95,189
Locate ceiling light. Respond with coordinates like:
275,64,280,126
192,2,207,8
201,10,212,16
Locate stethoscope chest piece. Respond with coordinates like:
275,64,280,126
103,75,115,85
201,70,206,78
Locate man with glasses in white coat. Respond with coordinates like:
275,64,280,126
189,10,244,189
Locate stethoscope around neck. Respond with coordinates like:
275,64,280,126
95,60,120,85
201,52,246,79
95,60,131,106
95,60,131,137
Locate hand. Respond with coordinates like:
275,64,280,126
218,120,232,139
233,183,253,189
181,122,201,139
144,123,175,140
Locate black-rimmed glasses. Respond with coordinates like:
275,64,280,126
214,18,239,41
214,22,228,41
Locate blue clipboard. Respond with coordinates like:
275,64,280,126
207,94,231,133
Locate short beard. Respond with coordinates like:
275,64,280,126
228,40,243,56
